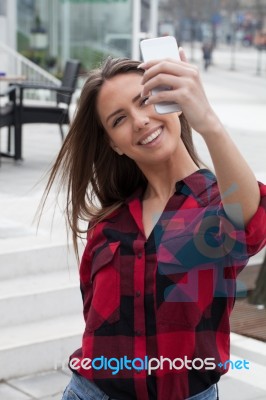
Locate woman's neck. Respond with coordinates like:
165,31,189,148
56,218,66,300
140,144,199,202
143,163,199,201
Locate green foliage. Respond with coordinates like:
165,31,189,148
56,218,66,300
17,31,30,52
19,48,57,74
70,46,110,71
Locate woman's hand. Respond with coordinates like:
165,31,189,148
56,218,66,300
140,47,222,138
141,47,261,226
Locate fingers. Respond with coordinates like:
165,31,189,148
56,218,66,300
139,55,201,112
141,73,179,97
140,59,197,86
141,61,199,98
178,47,188,62
144,87,180,107
139,57,180,71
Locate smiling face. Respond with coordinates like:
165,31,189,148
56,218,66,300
96,72,183,169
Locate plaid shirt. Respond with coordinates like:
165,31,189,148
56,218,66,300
69,169,266,400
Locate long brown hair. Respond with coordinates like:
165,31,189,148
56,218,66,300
39,57,202,257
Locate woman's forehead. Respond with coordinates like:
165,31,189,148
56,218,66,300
97,73,143,107
104,72,142,90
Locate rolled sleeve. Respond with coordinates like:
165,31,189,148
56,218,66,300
218,182,266,261
244,182,266,255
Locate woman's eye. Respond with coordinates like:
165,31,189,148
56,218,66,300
113,116,124,127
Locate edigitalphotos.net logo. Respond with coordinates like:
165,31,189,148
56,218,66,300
61,356,251,375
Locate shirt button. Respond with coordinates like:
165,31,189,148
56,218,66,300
135,291,141,297
135,330,141,336
137,252,142,259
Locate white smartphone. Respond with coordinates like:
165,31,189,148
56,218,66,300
140,36,181,114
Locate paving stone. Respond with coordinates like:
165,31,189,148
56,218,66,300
39,395,62,400
219,376,266,400
8,370,69,399
0,382,32,400
61,368,72,377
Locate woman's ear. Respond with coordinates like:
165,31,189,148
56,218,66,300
110,140,124,156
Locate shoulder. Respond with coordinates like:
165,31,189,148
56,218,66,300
86,203,127,244
182,168,220,204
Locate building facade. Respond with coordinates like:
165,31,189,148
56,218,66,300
16,0,134,73
1,0,266,75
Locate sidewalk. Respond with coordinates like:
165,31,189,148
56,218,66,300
0,45,266,399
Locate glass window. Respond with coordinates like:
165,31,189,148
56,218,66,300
60,0,133,69
17,0,133,72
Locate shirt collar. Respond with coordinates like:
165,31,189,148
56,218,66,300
125,169,216,205
176,168,216,198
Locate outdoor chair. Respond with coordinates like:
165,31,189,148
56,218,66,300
0,85,18,162
13,59,81,160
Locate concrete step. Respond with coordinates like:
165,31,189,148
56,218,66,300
0,313,84,380
230,333,266,368
226,353,266,393
0,242,82,280
0,269,82,327
0,241,85,380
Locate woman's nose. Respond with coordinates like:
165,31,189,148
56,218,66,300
132,112,150,131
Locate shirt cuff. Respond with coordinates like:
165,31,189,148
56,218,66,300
217,182,266,260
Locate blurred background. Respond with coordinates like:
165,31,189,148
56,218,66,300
1,0,266,75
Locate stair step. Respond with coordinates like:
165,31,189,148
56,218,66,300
0,313,84,380
227,353,266,392
0,242,83,280
230,333,266,367
0,241,86,379
0,270,82,327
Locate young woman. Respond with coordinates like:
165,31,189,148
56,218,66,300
43,49,266,400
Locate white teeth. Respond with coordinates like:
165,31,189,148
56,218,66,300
140,128,162,145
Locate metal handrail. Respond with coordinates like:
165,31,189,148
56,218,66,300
0,42,61,101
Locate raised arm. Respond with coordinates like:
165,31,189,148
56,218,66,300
139,49,260,227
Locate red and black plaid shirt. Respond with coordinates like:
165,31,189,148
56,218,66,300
70,169,266,400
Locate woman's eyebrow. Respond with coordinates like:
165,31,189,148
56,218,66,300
106,93,141,124
106,108,124,124
132,93,141,103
